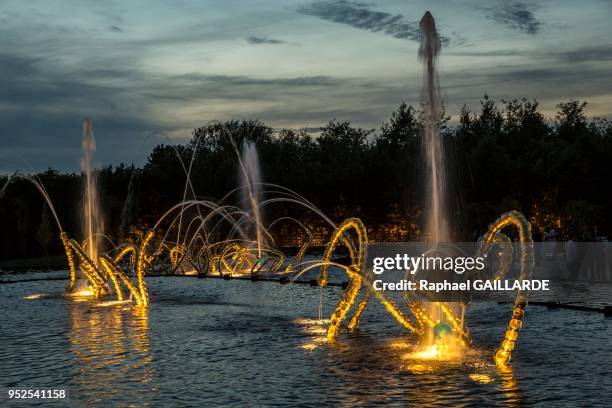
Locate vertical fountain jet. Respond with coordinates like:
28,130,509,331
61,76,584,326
419,11,448,242
81,119,102,264
239,140,264,257
418,12,456,345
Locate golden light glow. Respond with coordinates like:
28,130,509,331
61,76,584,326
388,341,411,350
69,288,94,297
411,344,446,360
302,326,327,335
94,300,132,307
408,340,463,361
469,373,494,384
293,318,331,325
405,363,435,374
23,293,48,300
301,334,328,349
67,300,153,397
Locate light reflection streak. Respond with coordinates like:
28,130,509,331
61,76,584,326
68,303,155,404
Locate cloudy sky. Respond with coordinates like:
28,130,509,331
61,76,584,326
1,0,611,171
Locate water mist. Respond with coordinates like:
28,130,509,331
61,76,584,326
419,11,448,243
239,140,264,257
81,119,102,265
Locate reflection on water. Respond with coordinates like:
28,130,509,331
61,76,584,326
312,332,515,406
68,303,155,405
1,276,611,406
497,364,526,407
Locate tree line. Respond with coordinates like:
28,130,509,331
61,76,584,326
1,96,610,260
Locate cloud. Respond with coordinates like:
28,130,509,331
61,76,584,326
2,0,611,171
440,62,612,117
0,53,40,78
486,66,612,89
246,36,284,45
298,0,449,44
446,49,527,58
0,48,362,170
561,46,612,62
487,1,542,34
177,74,343,88
447,45,612,64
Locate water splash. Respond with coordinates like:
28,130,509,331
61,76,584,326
419,11,448,242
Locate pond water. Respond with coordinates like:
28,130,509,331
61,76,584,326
1,273,611,406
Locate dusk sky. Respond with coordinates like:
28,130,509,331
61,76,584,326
1,0,611,171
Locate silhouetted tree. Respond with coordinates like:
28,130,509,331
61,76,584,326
2,97,611,260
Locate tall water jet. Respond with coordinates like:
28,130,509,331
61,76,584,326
81,119,102,264
418,11,457,348
239,140,264,257
419,11,448,242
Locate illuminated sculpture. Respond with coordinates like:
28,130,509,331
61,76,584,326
17,115,533,368
480,211,534,366
316,211,533,367
21,166,533,367
61,230,154,306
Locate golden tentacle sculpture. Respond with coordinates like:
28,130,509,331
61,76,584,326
218,243,256,276
61,231,154,306
113,244,138,267
135,230,155,306
318,218,366,340
99,256,145,305
98,256,125,301
65,239,106,298
479,211,534,366
169,244,186,269
320,218,421,341
284,237,311,273
321,212,533,367
61,231,78,293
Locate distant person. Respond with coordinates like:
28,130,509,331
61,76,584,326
565,237,578,279
563,235,588,299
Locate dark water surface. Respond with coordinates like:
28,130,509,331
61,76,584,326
1,274,611,407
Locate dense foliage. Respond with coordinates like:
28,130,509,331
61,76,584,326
1,97,610,259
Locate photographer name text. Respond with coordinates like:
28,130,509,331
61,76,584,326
373,279,550,292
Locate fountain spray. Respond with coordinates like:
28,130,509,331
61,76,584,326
81,119,102,266
239,140,264,257
419,11,448,243
418,11,459,350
